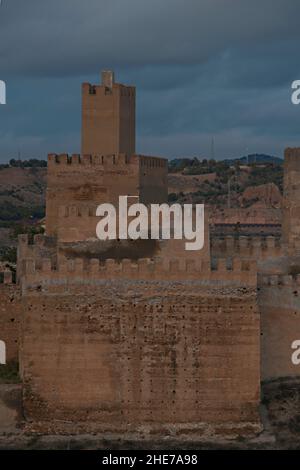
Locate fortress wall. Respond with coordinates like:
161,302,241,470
21,281,260,434
46,153,168,238
259,275,300,381
0,274,21,363
17,234,57,281
54,205,211,261
46,153,141,237
20,256,257,289
211,236,283,261
56,205,99,243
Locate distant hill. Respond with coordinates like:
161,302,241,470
224,154,283,165
3,155,282,167
0,166,46,227
168,154,283,173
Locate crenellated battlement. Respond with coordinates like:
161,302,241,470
58,205,97,218
211,235,283,259
259,273,300,287
138,155,167,168
47,153,167,169
48,153,134,166
20,255,257,287
82,82,136,97
284,147,300,163
18,233,48,248
17,233,57,280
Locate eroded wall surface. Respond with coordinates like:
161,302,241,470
21,279,260,435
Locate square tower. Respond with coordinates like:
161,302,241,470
81,71,136,156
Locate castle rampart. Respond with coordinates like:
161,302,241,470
211,235,283,261
19,255,257,290
20,272,260,436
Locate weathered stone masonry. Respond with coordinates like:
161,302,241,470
19,259,260,434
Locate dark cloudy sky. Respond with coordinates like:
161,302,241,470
0,0,300,162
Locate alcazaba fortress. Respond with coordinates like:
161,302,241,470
1,71,300,439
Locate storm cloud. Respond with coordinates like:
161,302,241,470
0,0,300,161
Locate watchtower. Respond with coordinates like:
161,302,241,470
81,71,135,157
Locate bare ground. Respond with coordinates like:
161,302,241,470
0,378,300,449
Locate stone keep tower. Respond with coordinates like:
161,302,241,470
282,147,300,254
81,71,136,156
45,71,168,237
